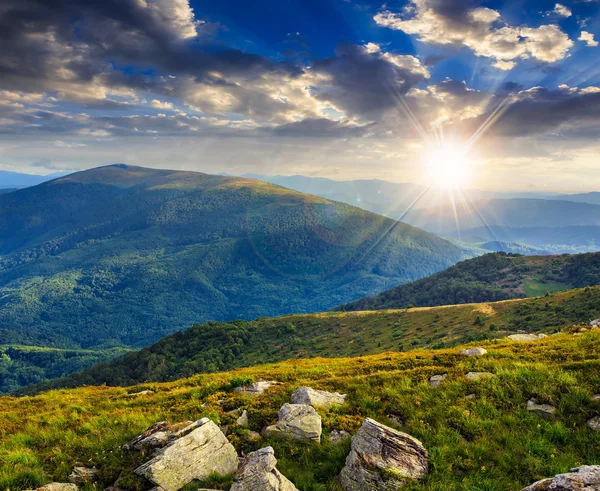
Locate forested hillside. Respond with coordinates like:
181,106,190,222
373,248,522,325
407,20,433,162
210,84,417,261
23,286,600,392
0,164,466,351
336,252,600,311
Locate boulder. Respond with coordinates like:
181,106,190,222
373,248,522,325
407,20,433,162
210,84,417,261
460,348,487,356
123,419,205,452
237,410,249,427
339,418,428,490
329,429,351,443
230,446,298,491
590,319,600,327
527,399,556,419
68,466,98,485
24,485,78,491
291,387,347,408
522,465,600,490
429,374,447,388
134,418,239,491
507,334,542,342
263,404,322,442
234,380,278,396
466,372,495,381
587,416,600,431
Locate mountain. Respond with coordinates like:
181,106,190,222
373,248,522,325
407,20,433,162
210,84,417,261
336,252,600,311
3,316,598,491
22,285,600,393
552,191,600,206
0,164,466,353
0,170,68,189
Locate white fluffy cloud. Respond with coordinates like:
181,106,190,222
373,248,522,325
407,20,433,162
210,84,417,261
553,4,572,18
579,31,599,47
374,0,574,69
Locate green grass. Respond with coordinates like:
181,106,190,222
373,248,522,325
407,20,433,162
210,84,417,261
1,331,599,490
523,280,572,297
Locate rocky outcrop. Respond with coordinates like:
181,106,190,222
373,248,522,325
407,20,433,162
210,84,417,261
339,418,428,490
123,419,205,452
527,399,556,419
522,465,600,490
507,334,545,342
68,466,98,485
134,418,239,491
587,416,600,431
330,429,351,443
460,348,488,356
291,387,346,408
230,446,298,491
24,484,78,491
466,372,495,381
234,380,279,396
429,374,446,388
264,404,322,442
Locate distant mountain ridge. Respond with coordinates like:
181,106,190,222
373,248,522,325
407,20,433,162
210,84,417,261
0,164,466,353
0,170,68,189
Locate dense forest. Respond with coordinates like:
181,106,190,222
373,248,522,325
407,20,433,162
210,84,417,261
335,251,600,311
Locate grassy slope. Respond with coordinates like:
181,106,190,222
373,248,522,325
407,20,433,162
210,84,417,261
27,286,600,392
0,165,466,352
335,252,600,312
1,331,599,490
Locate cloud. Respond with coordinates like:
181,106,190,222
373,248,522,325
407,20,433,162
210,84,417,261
374,0,574,69
579,31,599,46
151,99,174,110
553,3,572,17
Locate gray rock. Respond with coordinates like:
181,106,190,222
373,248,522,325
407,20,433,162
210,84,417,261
590,319,600,327
329,429,351,443
134,418,239,491
527,399,556,419
291,387,347,408
68,466,98,485
466,372,495,381
507,334,541,342
237,410,249,427
592,394,600,401
24,485,78,491
123,419,205,452
522,465,600,490
460,347,488,356
339,418,428,490
429,374,447,388
264,404,322,442
234,380,279,396
230,446,298,491
465,394,477,400
247,430,262,442
127,390,154,397
587,416,600,431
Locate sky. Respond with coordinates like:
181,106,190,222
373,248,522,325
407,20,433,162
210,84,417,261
1,0,599,192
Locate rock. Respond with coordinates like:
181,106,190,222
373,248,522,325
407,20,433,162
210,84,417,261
237,409,249,427
592,394,600,401
134,418,239,491
522,465,600,490
590,319,600,327
123,420,205,452
429,374,447,388
537,333,547,339
507,334,541,342
247,430,262,442
234,380,278,396
466,372,495,381
24,485,78,491
587,416,600,431
579,328,589,333
69,466,98,485
329,429,351,443
339,418,428,490
526,399,556,419
291,387,347,408
460,347,487,356
465,394,477,400
127,390,154,397
230,446,298,491
263,404,322,442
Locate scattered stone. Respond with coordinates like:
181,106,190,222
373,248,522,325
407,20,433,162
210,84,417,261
466,372,495,381
134,418,239,491
579,328,589,333
127,390,154,397
537,333,547,339
123,419,205,452
264,404,322,442
429,374,447,388
230,446,298,491
291,387,346,408
590,319,600,327
522,465,600,491
465,394,477,400
587,416,600,431
24,485,78,491
507,334,543,342
329,429,351,443
339,418,428,490
237,409,249,427
526,399,556,419
226,408,243,416
592,394,600,401
234,380,279,396
247,430,262,442
68,466,98,485
460,348,488,357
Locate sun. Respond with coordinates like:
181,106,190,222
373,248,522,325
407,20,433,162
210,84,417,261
426,143,471,189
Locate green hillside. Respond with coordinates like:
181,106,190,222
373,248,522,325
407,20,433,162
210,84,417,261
0,164,466,353
24,286,600,393
335,252,600,311
2,331,599,490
